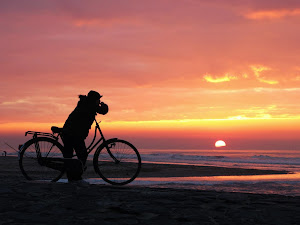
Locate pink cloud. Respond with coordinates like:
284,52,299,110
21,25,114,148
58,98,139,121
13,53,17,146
245,9,300,20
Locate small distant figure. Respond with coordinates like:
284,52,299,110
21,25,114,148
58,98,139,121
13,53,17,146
62,90,108,182
3,151,7,157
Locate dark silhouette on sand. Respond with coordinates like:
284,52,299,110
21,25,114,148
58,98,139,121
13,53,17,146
3,151,7,156
62,90,108,182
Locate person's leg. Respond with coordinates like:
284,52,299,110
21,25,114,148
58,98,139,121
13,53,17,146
66,138,87,181
62,135,74,159
62,135,79,181
73,138,88,166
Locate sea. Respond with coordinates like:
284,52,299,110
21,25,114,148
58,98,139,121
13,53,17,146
3,148,300,196
91,148,300,196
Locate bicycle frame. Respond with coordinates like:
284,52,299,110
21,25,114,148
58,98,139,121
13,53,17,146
86,120,106,155
87,120,120,163
25,119,119,163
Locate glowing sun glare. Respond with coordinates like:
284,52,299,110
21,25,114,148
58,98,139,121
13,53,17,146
215,140,226,148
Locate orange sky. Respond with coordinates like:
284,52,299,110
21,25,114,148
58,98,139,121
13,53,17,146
1,0,300,150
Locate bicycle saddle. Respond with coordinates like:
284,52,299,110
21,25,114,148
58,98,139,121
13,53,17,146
51,126,63,134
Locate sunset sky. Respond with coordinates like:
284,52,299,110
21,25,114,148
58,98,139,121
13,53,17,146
1,0,300,150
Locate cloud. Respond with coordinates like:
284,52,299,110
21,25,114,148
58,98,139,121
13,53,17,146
0,99,31,106
256,78,279,85
233,104,300,120
250,65,279,85
72,18,140,27
251,65,271,77
245,8,300,20
203,73,237,83
202,66,279,85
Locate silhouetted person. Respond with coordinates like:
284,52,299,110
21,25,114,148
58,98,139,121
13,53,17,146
62,90,108,182
3,151,7,157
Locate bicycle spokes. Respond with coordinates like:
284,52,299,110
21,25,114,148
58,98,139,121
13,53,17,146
106,143,120,163
19,137,65,182
95,139,141,185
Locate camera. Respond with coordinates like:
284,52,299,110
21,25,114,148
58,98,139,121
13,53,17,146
98,102,109,115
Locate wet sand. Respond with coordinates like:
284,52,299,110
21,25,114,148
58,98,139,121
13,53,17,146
1,156,299,224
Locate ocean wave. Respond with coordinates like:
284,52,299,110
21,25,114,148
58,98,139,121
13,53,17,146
140,153,300,166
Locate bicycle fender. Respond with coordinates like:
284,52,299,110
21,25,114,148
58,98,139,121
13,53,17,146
107,138,118,142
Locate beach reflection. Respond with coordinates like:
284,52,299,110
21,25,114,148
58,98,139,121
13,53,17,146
135,172,300,182
85,173,300,196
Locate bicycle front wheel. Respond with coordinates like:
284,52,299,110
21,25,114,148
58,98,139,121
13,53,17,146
93,139,141,185
19,137,65,182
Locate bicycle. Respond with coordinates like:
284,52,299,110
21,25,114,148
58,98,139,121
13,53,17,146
19,120,142,185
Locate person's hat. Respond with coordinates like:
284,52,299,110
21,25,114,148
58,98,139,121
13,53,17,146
87,90,102,100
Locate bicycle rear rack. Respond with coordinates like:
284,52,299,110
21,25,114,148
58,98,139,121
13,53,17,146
25,131,57,139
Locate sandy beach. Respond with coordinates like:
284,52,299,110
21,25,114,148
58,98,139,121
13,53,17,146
1,156,300,224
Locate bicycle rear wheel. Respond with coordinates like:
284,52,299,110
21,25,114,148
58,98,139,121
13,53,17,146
19,137,65,182
93,139,141,185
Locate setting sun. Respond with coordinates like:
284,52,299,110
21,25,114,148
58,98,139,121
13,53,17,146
215,140,226,148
